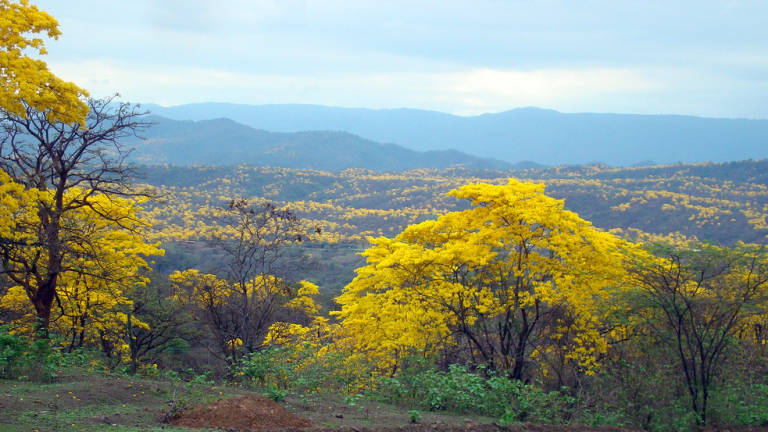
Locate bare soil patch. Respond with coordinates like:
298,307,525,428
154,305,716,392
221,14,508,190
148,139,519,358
169,394,314,430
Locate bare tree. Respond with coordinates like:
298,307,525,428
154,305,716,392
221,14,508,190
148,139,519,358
630,243,768,425
217,199,306,355
0,96,150,333
169,199,311,365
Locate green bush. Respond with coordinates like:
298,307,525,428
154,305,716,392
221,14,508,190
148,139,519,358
0,325,26,378
0,325,67,381
232,346,293,388
497,380,574,424
408,409,422,423
370,363,573,422
231,343,357,394
265,384,289,401
710,381,768,426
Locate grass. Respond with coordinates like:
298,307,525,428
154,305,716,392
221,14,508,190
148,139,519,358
0,368,495,431
0,369,239,431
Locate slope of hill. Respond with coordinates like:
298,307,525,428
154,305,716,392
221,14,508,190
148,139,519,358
144,103,768,166
138,159,768,247
136,159,768,297
129,115,511,171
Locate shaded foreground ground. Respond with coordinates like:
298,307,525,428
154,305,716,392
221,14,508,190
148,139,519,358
0,370,506,431
171,392,768,432
170,394,642,432
2,370,767,431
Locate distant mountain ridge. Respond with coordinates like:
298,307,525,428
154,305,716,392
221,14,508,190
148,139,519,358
128,115,514,171
144,103,768,166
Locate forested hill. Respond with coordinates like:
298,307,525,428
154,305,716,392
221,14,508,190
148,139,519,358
127,115,513,171
145,102,768,166
138,159,768,247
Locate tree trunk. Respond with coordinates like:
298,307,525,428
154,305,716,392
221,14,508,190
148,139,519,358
31,276,57,337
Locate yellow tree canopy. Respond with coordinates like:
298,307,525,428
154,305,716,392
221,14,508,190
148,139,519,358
0,168,36,243
1,186,163,355
0,0,88,124
333,179,635,378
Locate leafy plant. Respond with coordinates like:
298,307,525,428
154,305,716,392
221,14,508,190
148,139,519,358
370,363,573,422
408,409,422,423
265,384,288,402
0,325,68,381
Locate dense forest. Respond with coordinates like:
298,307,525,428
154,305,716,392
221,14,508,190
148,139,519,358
140,160,768,244
136,161,768,301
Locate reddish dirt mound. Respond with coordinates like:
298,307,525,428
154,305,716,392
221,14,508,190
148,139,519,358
169,394,313,431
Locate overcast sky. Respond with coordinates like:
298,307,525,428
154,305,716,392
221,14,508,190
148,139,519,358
32,0,768,118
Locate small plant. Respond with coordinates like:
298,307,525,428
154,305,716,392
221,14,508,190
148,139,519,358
497,382,574,425
344,393,364,407
188,370,215,386
266,384,288,402
408,409,422,424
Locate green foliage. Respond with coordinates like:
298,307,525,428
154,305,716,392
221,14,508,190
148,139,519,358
497,381,574,425
0,325,67,381
162,369,221,419
370,363,573,423
188,370,215,386
408,409,421,423
0,325,25,378
344,393,364,407
231,343,357,394
233,347,293,388
265,384,289,402
710,381,768,426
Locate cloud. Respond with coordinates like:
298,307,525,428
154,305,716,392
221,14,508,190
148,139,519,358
49,60,667,115
434,68,662,114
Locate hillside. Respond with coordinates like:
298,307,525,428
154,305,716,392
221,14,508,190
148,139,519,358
138,159,768,247
134,160,768,299
128,115,512,171
144,103,768,166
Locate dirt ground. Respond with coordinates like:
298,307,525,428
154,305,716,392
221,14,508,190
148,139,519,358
169,392,768,432
169,394,645,432
3,371,768,432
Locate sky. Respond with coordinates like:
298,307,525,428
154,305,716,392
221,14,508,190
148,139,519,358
32,0,768,118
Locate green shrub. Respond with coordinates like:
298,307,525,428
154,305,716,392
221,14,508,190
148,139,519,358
408,409,422,423
0,324,26,378
265,384,288,402
497,381,574,424
0,325,67,381
369,363,573,422
710,381,768,426
231,343,357,394
232,346,293,388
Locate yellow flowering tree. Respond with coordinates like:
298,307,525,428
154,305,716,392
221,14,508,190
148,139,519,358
0,168,36,249
0,0,88,124
1,189,162,361
0,97,150,334
334,179,633,380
